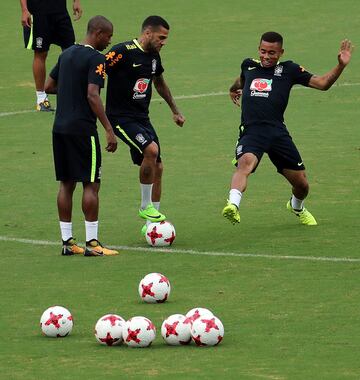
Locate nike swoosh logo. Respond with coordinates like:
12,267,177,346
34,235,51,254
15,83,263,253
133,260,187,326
297,162,303,166
144,214,162,219
133,63,142,67
248,67,256,70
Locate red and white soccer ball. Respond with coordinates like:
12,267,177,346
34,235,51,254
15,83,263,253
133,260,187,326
40,305,73,337
138,272,171,303
161,314,191,345
94,314,125,346
123,316,156,348
191,315,224,346
184,307,214,326
145,221,176,247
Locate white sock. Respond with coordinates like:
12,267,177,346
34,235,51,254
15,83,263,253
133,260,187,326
291,195,304,211
229,189,242,208
140,183,153,209
36,91,47,104
85,220,98,242
145,201,160,226
60,221,72,242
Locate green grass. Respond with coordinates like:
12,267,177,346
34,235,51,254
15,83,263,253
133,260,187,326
1,0,360,379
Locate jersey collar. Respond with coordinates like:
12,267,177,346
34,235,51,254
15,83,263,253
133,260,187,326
133,39,145,52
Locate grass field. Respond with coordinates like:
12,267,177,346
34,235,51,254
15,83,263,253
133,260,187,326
0,0,359,379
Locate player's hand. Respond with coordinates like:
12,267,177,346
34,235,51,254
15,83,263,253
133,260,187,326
21,10,32,28
105,131,117,153
73,0,82,21
173,112,185,127
338,39,353,67
230,89,242,107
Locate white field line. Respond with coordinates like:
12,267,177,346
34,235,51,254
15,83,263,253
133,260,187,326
1,82,359,118
1,235,359,263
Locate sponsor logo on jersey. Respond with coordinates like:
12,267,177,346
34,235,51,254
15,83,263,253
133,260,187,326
95,64,106,79
152,59,157,74
274,65,283,76
36,37,43,49
126,43,137,50
135,133,147,145
133,78,150,99
133,63,142,67
106,51,123,67
250,78,272,98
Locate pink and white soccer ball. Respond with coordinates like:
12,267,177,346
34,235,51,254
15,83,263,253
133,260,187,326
138,272,171,303
161,314,191,345
94,314,125,346
123,316,156,347
191,315,224,346
40,306,73,337
184,307,214,326
145,221,176,247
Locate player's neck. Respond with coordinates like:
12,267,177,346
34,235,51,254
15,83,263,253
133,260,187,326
136,37,148,52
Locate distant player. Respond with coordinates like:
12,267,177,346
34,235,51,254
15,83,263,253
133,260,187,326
223,32,353,225
45,16,119,256
105,15,185,235
20,0,82,111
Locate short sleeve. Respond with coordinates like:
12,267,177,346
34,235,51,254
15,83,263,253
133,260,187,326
291,62,313,87
105,44,126,73
88,53,106,88
154,54,164,77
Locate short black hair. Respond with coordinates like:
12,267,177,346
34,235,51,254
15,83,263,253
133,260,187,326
87,15,113,33
142,15,170,31
260,31,283,46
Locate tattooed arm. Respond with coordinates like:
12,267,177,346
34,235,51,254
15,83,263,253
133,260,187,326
309,39,353,91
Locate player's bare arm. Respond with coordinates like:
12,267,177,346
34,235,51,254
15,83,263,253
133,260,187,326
20,0,31,27
309,39,353,91
229,77,244,107
153,75,185,127
73,0,82,21
87,84,117,153
45,76,57,94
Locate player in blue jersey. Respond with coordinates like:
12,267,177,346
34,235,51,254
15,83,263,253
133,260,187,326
223,32,353,225
105,16,185,234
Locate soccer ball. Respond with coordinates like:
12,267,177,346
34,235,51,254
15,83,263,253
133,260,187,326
94,314,125,346
145,221,176,247
40,306,73,337
161,314,191,345
191,315,224,346
138,272,171,303
123,316,156,348
184,307,214,326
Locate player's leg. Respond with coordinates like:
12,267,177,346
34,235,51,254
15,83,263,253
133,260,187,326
282,169,317,225
78,134,118,256
138,142,166,222
270,127,317,225
223,153,258,224
28,13,54,111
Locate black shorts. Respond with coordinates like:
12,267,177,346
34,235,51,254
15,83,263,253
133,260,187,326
109,116,161,166
52,132,102,183
23,12,75,51
234,124,305,173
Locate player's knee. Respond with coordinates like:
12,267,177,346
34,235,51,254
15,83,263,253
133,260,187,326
143,143,158,160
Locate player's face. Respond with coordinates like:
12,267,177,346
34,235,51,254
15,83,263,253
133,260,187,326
146,26,169,53
96,27,113,51
258,40,284,68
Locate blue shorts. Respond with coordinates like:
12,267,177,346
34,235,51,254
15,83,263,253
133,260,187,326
235,124,305,173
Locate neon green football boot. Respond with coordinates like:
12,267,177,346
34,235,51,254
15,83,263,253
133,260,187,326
141,224,147,236
139,204,166,222
222,201,240,224
286,201,317,226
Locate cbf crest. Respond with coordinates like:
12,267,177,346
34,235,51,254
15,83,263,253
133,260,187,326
274,65,283,77
151,59,157,74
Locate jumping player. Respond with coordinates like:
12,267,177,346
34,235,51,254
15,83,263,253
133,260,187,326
222,32,353,225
